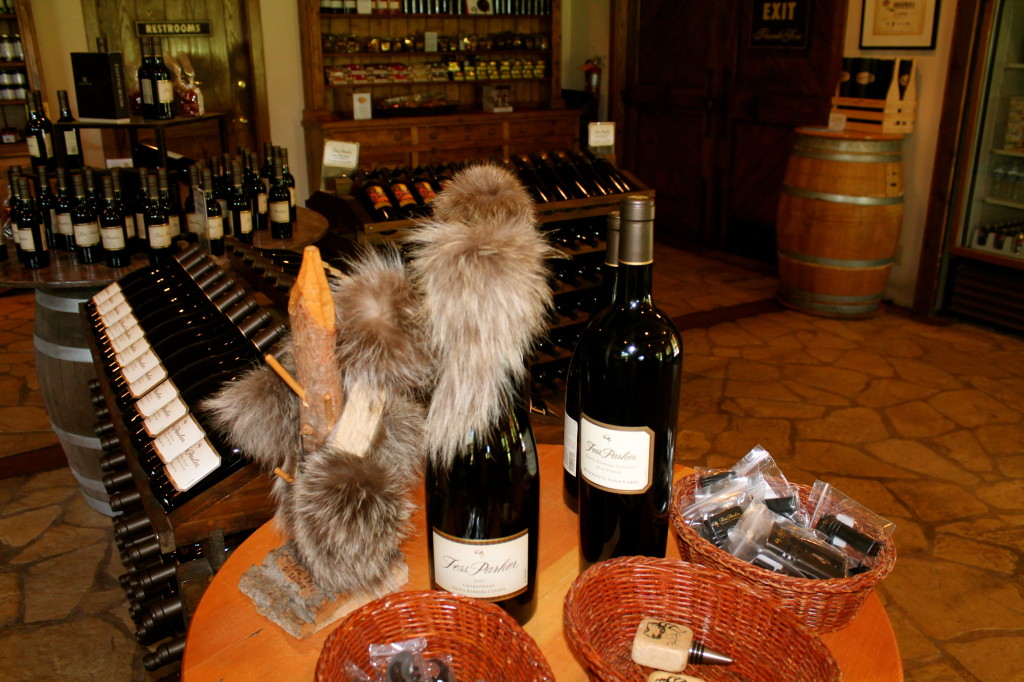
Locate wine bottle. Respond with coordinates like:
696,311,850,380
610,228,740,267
509,154,554,204
24,90,54,174
51,167,76,252
268,156,292,238
577,195,682,567
90,245,206,309
425,396,539,625
228,160,253,243
156,167,182,245
99,175,131,267
200,167,225,256
568,150,619,195
563,211,620,512
280,147,297,221
532,151,587,199
91,253,215,320
352,168,398,222
56,89,83,169
182,165,200,239
582,149,637,193
137,37,154,120
147,37,175,121
109,167,137,253
244,150,268,231
71,172,104,265
554,150,604,197
409,166,440,207
211,156,231,234
143,173,174,264
525,152,572,202
143,637,185,672
16,177,49,269
386,168,421,219
259,141,274,194
133,170,150,248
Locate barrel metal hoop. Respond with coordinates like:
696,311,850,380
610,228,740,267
790,148,902,164
33,334,94,363
50,422,103,449
35,289,90,314
793,136,903,155
782,184,904,206
779,285,882,315
778,248,895,269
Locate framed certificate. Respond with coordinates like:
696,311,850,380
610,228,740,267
860,0,941,49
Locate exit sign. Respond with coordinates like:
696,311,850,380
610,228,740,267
750,1,810,49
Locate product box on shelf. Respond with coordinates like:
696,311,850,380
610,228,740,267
831,57,916,135
70,51,131,122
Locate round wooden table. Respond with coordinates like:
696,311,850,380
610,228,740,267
0,207,328,514
182,444,903,681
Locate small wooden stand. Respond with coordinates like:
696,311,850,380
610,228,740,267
831,58,917,135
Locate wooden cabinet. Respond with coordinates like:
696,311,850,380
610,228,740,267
296,0,575,190
0,0,44,191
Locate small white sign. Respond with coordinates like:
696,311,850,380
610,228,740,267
588,122,616,148
828,111,847,131
425,31,438,53
352,92,372,120
323,140,360,170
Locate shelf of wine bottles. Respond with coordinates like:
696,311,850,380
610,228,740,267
325,149,651,243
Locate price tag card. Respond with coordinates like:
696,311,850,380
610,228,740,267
425,31,438,53
588,122,616,149
321,140,361,192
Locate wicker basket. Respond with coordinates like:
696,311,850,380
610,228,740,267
564,556,840,681
671,474,897,632
315,590,554,681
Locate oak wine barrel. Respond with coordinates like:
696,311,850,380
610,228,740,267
776,128,904,318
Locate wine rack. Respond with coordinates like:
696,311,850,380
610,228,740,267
82,247,287,677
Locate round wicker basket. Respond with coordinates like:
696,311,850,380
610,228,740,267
671,474,897,633
563,556,840,682
315,590,554,681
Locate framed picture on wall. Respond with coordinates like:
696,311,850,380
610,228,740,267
860,0,940,49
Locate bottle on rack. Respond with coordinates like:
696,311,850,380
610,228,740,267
34,173,57,253
143,173,174,264
581,149,637,193
15,177,49,269
259,141,274,194
279,147,297,222
577,195,682,567
99,175,131,268
228,160,253,244
426,395,539,626
200,166,225,256
109,167,137,253
268,156,292,239
532,151,587,199
24,90,54,174
384,167,422,219
409,166,440,207
137,37,154,119
182,164,201,240
562,211,621,513
351,168,398,222
244,150,268,231
209,157,230,234
143,36,174,121
143,637,186,672
553,150,603,197
156,167,182,245
71,172,104,265
56,89,83,169
82,166,102,214
89,245,207,309
132,170,150,251
509,154,554,204
52,167,75,252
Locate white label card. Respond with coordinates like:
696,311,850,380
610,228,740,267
588,122,616,148
165,439,220,492
322,140,360,170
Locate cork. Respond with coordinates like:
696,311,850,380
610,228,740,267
631,617,694,672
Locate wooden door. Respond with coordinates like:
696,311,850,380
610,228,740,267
80,0,269,161
616,0,846,263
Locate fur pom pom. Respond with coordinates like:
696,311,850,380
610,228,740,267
405,163,555,468
284,394,425,594
332,246,431,396
430,162,536,226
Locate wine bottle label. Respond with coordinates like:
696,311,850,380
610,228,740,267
414,181,437,202
17,226,35,252
365,186,390,210
563,414,578,476
125,214,136,239
26,136,40,157
95,289,126,315
42,132,52,157
100,225,127,250
288,187,296,207
207,215,224,239
121,348,162,384
135,213,148,238
56,213,74,236
148,223,172,248
127,361,168,398
157,80,175,104
107,312,140,341
391,183,417,207
186,211,200,234
135,378,179,419
269,201,289,223
153,414,206,463
115,335,151,367
579,415,654,493
431,528,529,601
94,282,122,305
108,322,144,353
236,209,253,234
169,214,181,237
63,130,80,155
99,299,134,327
141,78,154,105
73,221,101,247
46,208,57,230
257,194,267,213
143,394,189,437
165,438,220,492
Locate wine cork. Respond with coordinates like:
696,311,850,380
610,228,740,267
631,618,694,672
647,672,705,682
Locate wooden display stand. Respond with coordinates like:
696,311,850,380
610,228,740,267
831,58,916,135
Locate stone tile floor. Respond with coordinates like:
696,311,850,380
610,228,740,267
0,244,1022,681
